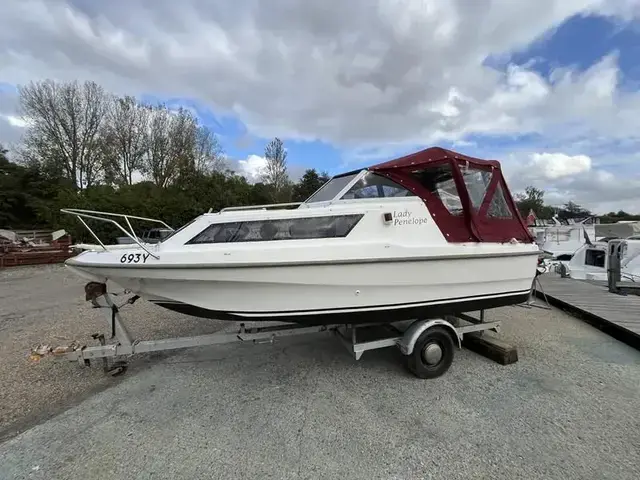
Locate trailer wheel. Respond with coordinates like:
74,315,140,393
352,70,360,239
406,326,455,379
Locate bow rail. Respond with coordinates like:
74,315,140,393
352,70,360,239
60,209,174,260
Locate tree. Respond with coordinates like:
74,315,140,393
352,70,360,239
141,105,175,187
140,105,226,187
599,210,640,223
262,137,290,202
249,182,275,205
514,186,554,219
193,125,226,175
18,79,109,190
293,169,329,201
168,107,199,186
557,201,591,220
515,186,544,214
102,95,149,185
141,105,195,187
0,143,71,228
0,144,22,227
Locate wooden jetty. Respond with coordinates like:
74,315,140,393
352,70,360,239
535,273,640,350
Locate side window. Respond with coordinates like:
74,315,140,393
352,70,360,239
409,164,463,216
186,215,364,244
341,172,415,200
487,184,513,219
585,249,605,268
461,167,492,211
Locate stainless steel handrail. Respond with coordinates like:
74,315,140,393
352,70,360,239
219,202,303,212
62,209,174,232
60,208,173,259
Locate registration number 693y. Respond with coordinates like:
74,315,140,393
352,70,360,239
120,253,150,264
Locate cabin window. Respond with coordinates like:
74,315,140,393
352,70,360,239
585,249,605,268
409,164,463,216
341,172,415,200
305,173,358,203
186,215,364,244
487,184,513,219
461,167,492,211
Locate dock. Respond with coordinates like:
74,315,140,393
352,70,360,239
535,273,640,350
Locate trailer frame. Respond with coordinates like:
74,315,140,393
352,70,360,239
33,282,504,379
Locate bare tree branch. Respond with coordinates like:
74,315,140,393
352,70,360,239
194,125,226,174
141,104,175,188
18,79,108,189
141,105,203,187
103,95,149,185
167,107,198,185
263,137,291,202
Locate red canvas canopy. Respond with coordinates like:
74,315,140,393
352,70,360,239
369,147,534,243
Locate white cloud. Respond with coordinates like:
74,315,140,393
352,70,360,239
1,0,640,210
505,150,640,214
235,154,267,182
1,0,638,147
230,154,309,183
0,89,25,147
528,152,592,179
4,115,28,128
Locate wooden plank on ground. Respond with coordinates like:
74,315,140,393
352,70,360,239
462,332,518,365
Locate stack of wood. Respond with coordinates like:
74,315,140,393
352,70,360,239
0,229,75,268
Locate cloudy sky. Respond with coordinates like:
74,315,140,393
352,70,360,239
1,0,640,213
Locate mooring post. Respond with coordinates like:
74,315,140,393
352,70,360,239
607,240,622,294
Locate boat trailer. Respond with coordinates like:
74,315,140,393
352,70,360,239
32,282,508,379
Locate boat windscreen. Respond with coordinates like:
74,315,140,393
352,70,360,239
340,172,415,199
305,173,359,203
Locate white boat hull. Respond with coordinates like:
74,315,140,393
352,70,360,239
66,250,537,324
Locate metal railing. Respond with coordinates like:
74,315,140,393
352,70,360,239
60,209,174,260
219,202,303,213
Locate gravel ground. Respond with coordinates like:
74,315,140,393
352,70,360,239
0,264,226,441
1,265,640,479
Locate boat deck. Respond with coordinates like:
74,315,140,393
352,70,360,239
535,273,640,350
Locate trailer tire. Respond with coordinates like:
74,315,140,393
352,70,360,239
406,326,455,379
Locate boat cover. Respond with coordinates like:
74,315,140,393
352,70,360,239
595,222,640,239
369,147,533,243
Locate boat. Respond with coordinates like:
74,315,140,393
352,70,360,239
530,216,598,262
594,221,640,241
564,237,640,282
62,147,540,326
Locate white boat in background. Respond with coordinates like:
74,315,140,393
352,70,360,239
530,217,598,261
565,238,640,282
63,147,540,326
594,221,640,241
532,219,640,276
